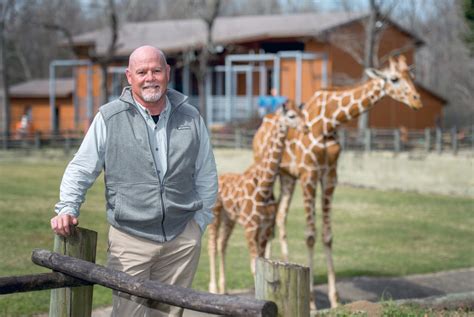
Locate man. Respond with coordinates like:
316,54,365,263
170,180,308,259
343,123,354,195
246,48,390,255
51,45,218,317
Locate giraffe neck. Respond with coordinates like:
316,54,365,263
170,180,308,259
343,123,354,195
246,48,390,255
255,122,288,190
308,78,386,135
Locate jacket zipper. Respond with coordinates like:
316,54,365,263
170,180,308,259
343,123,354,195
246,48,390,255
159,185,167,242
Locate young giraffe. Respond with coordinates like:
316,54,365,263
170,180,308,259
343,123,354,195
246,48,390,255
253,55,423,308
208,101,306,294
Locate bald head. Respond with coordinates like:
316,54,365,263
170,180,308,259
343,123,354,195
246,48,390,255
125,45,170,111
128,45,167,69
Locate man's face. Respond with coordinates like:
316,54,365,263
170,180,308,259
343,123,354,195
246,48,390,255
126,51,170,105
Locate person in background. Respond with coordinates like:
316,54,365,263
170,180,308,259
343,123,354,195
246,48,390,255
50,45,218,317
258,87,288,117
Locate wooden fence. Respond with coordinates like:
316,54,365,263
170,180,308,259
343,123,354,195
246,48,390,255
1,127,472,154
0,227,311,317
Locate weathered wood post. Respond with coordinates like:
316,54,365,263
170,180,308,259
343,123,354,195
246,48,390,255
49,227,97,317
255,258,310,317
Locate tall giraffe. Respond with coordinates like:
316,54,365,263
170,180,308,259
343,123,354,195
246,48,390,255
253,55,422,308
208,101,306,294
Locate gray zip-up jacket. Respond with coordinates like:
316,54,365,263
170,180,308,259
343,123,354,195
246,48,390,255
99,88,210,242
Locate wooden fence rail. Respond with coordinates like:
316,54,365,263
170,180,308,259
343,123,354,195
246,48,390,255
31,249,277,317
0,272,91,294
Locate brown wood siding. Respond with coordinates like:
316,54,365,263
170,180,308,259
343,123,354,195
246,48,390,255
10,97,74,134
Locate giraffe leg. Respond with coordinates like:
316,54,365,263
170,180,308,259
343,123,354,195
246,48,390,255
217,215,235,294
321,166,339,308
243,220,260,277
300,172,318,309
275,172,297,261
260,202,277,259
208,200,222,294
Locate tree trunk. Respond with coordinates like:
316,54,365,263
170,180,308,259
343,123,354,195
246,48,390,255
0,4,10,138
358,0,377,132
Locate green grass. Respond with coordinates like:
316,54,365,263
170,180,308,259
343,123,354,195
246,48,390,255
0,149,473,316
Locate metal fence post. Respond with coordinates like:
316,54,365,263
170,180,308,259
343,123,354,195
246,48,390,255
435,128,442,154
2,132,7,150
394,129,401,153
234,129,243,149
34,132,41,149
424,128,431,152
451,127,458,155
339,129,346,150
64,135,71,155
364,129,371,152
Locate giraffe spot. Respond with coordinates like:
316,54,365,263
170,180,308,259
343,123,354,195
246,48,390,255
353,89,362,100
349,105,359,117
341,95,351,105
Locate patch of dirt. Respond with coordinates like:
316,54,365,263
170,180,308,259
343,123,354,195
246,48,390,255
344,300,383,317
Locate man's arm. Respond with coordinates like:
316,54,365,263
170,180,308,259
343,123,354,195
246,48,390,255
193,116,218,233
51,112,106,236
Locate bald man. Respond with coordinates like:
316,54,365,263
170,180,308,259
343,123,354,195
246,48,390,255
51,45,218,316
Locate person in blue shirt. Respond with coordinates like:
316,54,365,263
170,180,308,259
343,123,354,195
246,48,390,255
258,87,288,117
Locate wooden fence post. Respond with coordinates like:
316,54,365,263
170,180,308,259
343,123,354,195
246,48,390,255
255,258,310,317
49,227,97,317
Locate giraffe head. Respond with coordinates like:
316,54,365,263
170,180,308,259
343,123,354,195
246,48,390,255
365,55,423,110
275,100,307,133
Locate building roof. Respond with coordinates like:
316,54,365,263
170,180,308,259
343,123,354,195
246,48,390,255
9,78,74,98
72,11,386,57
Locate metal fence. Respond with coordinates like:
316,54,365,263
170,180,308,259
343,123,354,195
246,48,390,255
211,127,474,154
1,127,473,155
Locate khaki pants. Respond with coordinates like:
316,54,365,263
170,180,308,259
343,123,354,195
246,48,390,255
107,219,202,317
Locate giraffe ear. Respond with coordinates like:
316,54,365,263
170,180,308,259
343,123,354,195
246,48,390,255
281,102,288,114
397,55,408,71
365,68,385,80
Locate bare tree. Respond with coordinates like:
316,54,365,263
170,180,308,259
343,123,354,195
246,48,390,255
186,0,222,125
0,0,14,138
326,0,410,131
412,1,474,128
89,0,119,106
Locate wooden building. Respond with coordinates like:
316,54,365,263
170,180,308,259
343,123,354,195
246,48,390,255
9,78,75,135
9,12,446,135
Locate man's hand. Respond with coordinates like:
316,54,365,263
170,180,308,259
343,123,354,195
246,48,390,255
50,214,78,237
